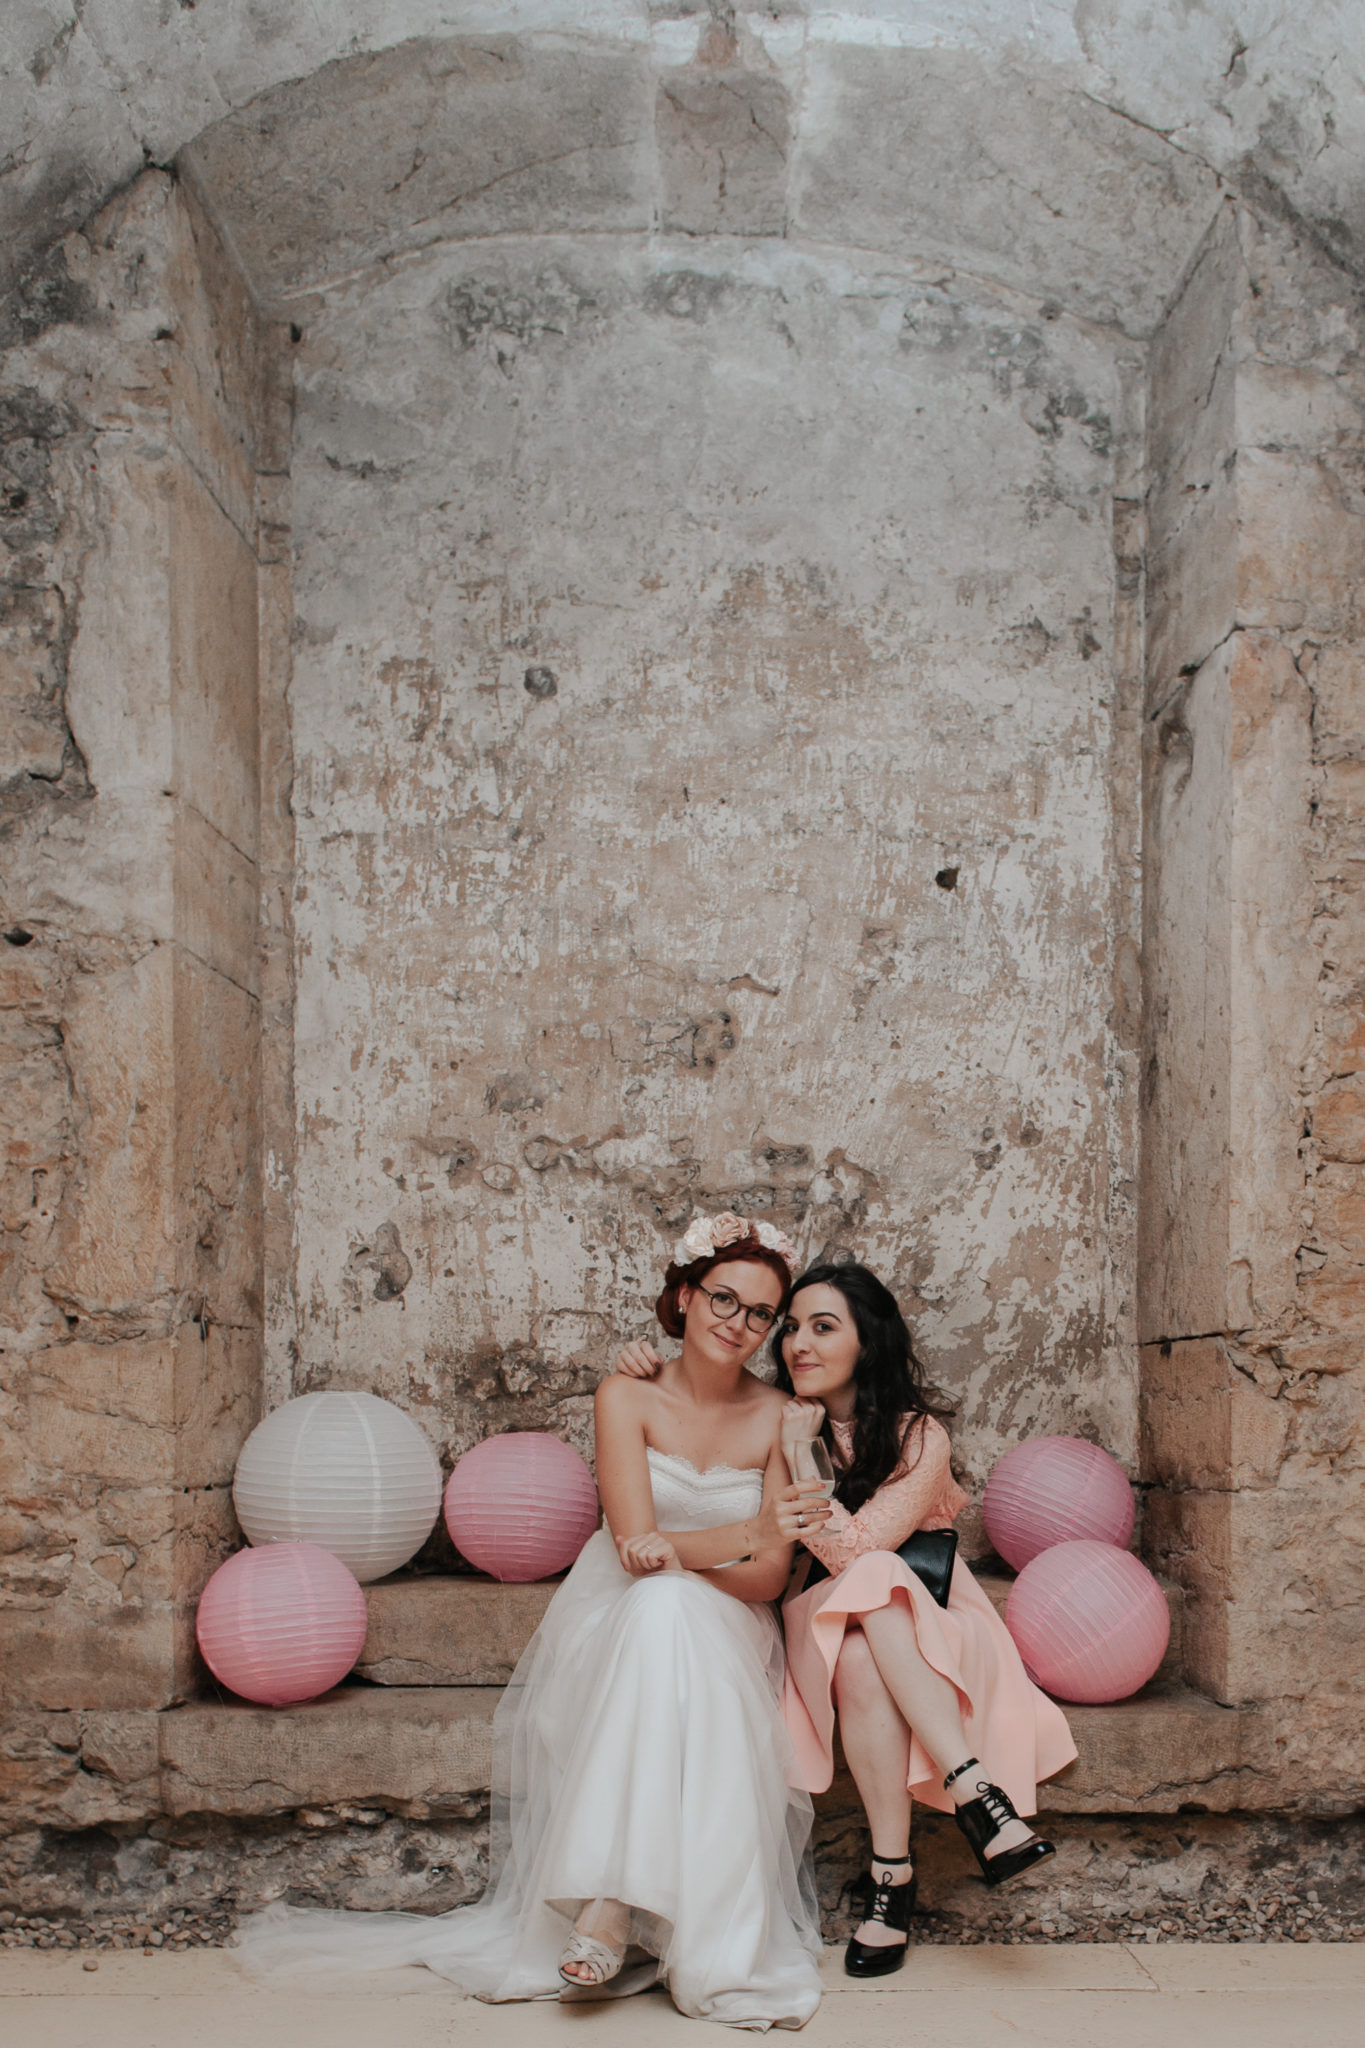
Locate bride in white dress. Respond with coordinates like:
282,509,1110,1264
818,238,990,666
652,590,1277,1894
236,1212,832,2029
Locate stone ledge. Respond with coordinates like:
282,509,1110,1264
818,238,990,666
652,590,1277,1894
357,1577,555,1685
356,1569,1184,1688
159,1687,494,1820
152,1680,1262,1823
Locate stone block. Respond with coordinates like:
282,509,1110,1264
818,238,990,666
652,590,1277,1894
1144,205,1241,491
173,1322,262,1492
0,582,68,782
63,445,175,806
0,1598,175,1714
358,1576,556,1685
169,465,260,863
43,947,176,1332
164,180,268,538
1145,1483,1365,1708
1314,1079,1365,1163
159,1686,496,1819
0,1708,161,1830
1236,445,1365,637
1225,635,1316,1326
1140,632,1315,1344
794,47,1222,334
1144,461,1237,700
174,801,260,998
173,950,261,1330
1294,1264,1365,1334
1236,358,1365,458
1038,1685,1261,1815
1139,660,1232,1347
10,1335,173,1432
656,69,788,237
0,993,70,1266
1314,756,1365,834
17,1372,174,1490
1310,1167,1365,1256
1300,641,1365,761
1140,1338,1289,1492
171,1484,242,1698
182,38,652,302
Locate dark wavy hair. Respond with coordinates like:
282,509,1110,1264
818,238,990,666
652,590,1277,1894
773,1261,940,1513
655,1237,793,1340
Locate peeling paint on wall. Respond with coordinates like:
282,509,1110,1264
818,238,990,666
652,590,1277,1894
288,235,1140,1497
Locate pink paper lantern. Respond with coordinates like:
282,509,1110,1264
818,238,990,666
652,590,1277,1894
196,1542,367,1706
1005,1539,1170,1704
445,1432,599,1583
983,1434,1135,1570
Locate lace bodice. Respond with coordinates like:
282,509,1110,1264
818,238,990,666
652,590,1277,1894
799,1414,967,1576
645,1447,765,1532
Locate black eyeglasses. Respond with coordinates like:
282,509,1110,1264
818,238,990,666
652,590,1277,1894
694,1283,780,1334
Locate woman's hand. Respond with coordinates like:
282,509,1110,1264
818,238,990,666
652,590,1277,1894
616,1531,682,1576
612,1340,667,1379
780,1397,825,1449
748,1480,833,1551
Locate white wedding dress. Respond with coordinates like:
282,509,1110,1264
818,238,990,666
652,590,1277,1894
236,1450,823,2029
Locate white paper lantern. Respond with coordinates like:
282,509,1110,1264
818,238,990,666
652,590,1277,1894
233,1391,442,1582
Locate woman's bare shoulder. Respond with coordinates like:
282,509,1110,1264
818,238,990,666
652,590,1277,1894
746,1379,791,1443
595,1371,654,1419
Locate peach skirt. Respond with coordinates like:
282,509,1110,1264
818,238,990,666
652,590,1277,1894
782,1551,1077,1814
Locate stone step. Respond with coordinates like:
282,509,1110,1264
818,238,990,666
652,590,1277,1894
356,1568,1184,1687
358,1576,556,1685
159,1677,1262,1822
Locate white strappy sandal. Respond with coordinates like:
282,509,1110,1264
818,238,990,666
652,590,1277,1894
558,1930,627,1987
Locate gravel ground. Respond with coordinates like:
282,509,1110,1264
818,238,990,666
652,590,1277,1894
0,1907,234,1952
1,1878,1362,1953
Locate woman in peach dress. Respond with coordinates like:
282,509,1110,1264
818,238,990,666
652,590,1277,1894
618,1259,1075,1978
775,1262,1075,1974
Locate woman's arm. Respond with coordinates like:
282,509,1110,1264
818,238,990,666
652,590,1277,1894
595,1375,678,1574
693,1438,802,1603
801,1417,956,1576
663,1455,831,1575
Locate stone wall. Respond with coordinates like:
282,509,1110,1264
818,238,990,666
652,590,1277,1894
282,232,1141,1511
0,177,277,1746
1141,201,1365,1801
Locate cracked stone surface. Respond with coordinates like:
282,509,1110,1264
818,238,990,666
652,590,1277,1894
281,225,1141,1503
1139,204,1365,1800
1,175,272,1713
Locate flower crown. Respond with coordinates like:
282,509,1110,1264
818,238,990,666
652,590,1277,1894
673,1210,799,1276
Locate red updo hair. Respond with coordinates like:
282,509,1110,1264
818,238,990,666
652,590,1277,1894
654,1236,794,1340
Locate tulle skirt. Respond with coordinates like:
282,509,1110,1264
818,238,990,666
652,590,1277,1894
236,1531,822,2030
782,1551,1077,1810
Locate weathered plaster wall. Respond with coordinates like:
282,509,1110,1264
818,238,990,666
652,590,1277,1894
1140,202,1365,1798
0,176,277,1728
285,231,1139,1503
7,4,1365,309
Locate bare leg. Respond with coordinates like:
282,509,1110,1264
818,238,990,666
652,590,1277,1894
834,1631,914,1948
857,1601,1035,1857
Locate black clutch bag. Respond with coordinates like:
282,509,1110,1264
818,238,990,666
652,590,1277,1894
803,1527,958,1608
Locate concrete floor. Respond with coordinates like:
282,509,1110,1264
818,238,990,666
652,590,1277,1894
1,1943,1362,2047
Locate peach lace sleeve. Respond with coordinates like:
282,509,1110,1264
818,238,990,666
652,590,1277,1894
801,1417,959,1577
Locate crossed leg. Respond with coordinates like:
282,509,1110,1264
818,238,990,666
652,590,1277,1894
835,1601,1039,1926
